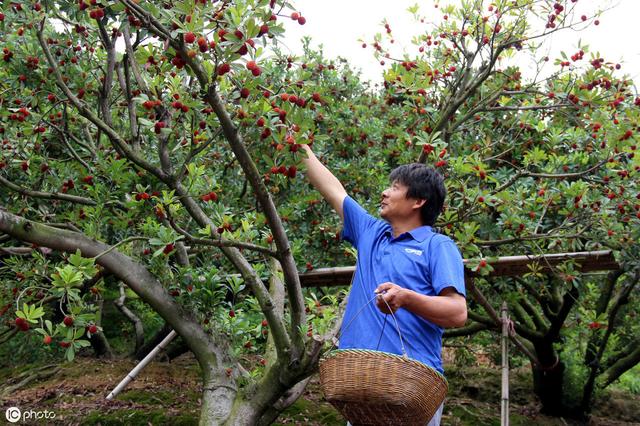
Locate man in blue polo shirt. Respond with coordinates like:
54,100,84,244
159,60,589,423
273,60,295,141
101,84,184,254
302,145,467,426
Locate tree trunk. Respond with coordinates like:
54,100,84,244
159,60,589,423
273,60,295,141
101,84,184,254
89,298,114,358
532,359,565,416
531,341,586,420
199,366,238,426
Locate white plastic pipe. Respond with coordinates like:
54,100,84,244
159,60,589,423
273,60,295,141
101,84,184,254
106,330,178,400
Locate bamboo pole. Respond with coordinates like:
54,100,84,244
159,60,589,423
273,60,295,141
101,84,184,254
501,302,509,426
106,330,177,400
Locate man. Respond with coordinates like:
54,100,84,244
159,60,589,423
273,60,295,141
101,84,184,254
302,145,467,426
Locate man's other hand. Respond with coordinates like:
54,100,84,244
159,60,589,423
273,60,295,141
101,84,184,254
375,282,406,314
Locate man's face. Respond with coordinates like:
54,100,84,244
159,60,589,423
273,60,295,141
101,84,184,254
380,180,423,222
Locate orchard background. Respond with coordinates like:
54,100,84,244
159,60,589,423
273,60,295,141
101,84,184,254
0,0,639,424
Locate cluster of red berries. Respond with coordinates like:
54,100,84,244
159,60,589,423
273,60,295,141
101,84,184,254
290,12,306,25
246,60,262,76
60,178,75,193
171,100,190,113
200,191,218,202
135,192,150,201
269,165,297,179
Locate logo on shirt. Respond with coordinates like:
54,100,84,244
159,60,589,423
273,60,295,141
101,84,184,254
404,248,423,256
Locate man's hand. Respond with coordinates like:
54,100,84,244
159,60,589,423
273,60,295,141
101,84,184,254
375,282,406,314
375,282,467,328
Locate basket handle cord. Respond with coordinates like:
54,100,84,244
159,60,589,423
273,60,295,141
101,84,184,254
324,291,410,360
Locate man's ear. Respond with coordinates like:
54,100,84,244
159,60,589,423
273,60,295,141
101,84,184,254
413,198,427,210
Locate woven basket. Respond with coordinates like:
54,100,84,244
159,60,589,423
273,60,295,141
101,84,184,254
319,349,448,426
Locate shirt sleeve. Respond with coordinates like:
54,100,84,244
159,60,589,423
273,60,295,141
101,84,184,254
341,196,379,249
429,238,466,297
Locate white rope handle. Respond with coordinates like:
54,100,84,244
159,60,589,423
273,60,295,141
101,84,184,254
324,291,410,359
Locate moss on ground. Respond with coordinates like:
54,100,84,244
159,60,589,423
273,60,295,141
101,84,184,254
80,409,197,425
2,353,639,425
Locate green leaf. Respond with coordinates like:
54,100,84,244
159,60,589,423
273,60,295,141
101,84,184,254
66,346,75,362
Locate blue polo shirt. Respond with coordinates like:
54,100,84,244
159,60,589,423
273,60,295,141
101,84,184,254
339,196,466,374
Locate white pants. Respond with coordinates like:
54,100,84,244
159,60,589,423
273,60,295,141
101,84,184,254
346,402,444,426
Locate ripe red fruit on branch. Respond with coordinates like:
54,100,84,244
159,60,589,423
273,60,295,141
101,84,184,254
201,191,218,202
87,324,98,334
217,63,231,76
15,317,30,331
246,60,257,70
184,32,196,44
59,341,71,348
298,16,306,25
228,310,236,318
291,12,300,20
43,335,52,345
154,121,166,134
63,316,74,327
163,243,175,255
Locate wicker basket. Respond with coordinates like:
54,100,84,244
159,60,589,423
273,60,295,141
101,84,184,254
319,349,448,426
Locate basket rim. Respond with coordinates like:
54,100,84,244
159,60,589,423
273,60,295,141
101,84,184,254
320,348,448,384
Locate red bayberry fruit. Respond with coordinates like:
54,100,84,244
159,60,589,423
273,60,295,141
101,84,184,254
15,317,30,331
87,324,98,334
63,316,74,327
154,121,166,134
184,32,196,44
43,335,52,345
217,63,231,76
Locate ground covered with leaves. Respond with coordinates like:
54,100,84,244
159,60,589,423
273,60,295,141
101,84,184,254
1,353,639,425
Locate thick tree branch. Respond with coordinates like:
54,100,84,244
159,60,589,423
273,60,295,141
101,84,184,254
444,321,489,337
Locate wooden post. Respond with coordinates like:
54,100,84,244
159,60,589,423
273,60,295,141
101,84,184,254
501,302,509,426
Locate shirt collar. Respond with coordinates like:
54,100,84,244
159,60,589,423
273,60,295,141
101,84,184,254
384,225,433,242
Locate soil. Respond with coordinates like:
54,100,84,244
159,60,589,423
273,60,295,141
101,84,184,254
1,352,639,425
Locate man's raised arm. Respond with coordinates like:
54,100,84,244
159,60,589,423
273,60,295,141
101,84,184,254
301,145,348,221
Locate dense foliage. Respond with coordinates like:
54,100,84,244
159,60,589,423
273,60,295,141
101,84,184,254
0,0,639,423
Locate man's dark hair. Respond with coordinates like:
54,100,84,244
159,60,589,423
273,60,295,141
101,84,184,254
389,163,446,226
